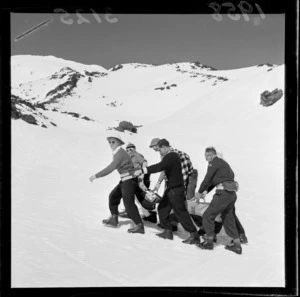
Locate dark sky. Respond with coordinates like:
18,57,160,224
10,13,285,70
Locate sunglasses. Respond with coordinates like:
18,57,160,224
109,141,116,144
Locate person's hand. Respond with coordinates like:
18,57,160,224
195,191,206,203
133,169,142,177
194,192,202,199
89,175,97,182
200,191,207,199
153,182,161,192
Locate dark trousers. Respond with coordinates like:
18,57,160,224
170,213,223,234
108,179,143,225
202,190,239,239
234,211,245,235
158,186,197,233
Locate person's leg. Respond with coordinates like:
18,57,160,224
202,191,230,237
199,190,238,249
157,189,172,230
108,183,123,215
168,187,197,233
190,214,202,228
155,190,173,239
135,197,150,217
121,179,143,225
233,207,245,235
221,192,242,254
102,183,122,227
220,192,239,240
214,221,223,234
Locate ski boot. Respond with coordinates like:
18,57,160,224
225,243,242,254
182,232,200,244
156,229,173,240
197,235,214,250
127,223,145,234
102,214,119,228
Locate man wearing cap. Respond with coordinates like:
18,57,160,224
120,143,157,223
134,139,200,244
149,138,198,199
89,132,144,234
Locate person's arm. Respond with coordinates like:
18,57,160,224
143,153,172,175
153,171,166,192
90,151,123,182
198,163,218,194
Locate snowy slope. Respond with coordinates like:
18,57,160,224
11,55,279,129
11,55,107,87
11,56,285,287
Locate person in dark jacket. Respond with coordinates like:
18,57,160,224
134,139,199,244
195,147,242,254
89,132,144,234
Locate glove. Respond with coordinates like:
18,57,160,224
89,175,97,182
133,169,143,177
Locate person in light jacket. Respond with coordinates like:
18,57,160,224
89,132,144,234
119,143,157,223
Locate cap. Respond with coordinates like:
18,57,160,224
126,142,136,149
149,138,160,148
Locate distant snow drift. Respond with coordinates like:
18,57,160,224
11,55,285,287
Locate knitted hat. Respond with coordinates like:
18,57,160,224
149,138,160,148
126,142,136,149
106,132,125,145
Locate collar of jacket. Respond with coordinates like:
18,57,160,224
164,147,174,156
208,156,218,166
112,146,121,156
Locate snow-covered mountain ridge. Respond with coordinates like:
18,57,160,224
11,55,282,130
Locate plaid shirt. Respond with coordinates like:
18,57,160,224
168,148,194,186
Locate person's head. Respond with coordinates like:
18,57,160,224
106,132,124,151
205,147,217,162
126,143,136,156
149,138,160,152
157,139,170,155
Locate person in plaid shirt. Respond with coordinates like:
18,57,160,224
134,139,200,244
150,139,198,200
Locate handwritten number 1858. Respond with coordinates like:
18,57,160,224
209,1,265,22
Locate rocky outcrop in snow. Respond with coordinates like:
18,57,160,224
260,88,283,107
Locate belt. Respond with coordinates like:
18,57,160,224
167,184,185,190
121,175,135,181
216,183,224,190
120,172,135,182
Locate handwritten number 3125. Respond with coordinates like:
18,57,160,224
209,1,265,22
54,8,118,25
